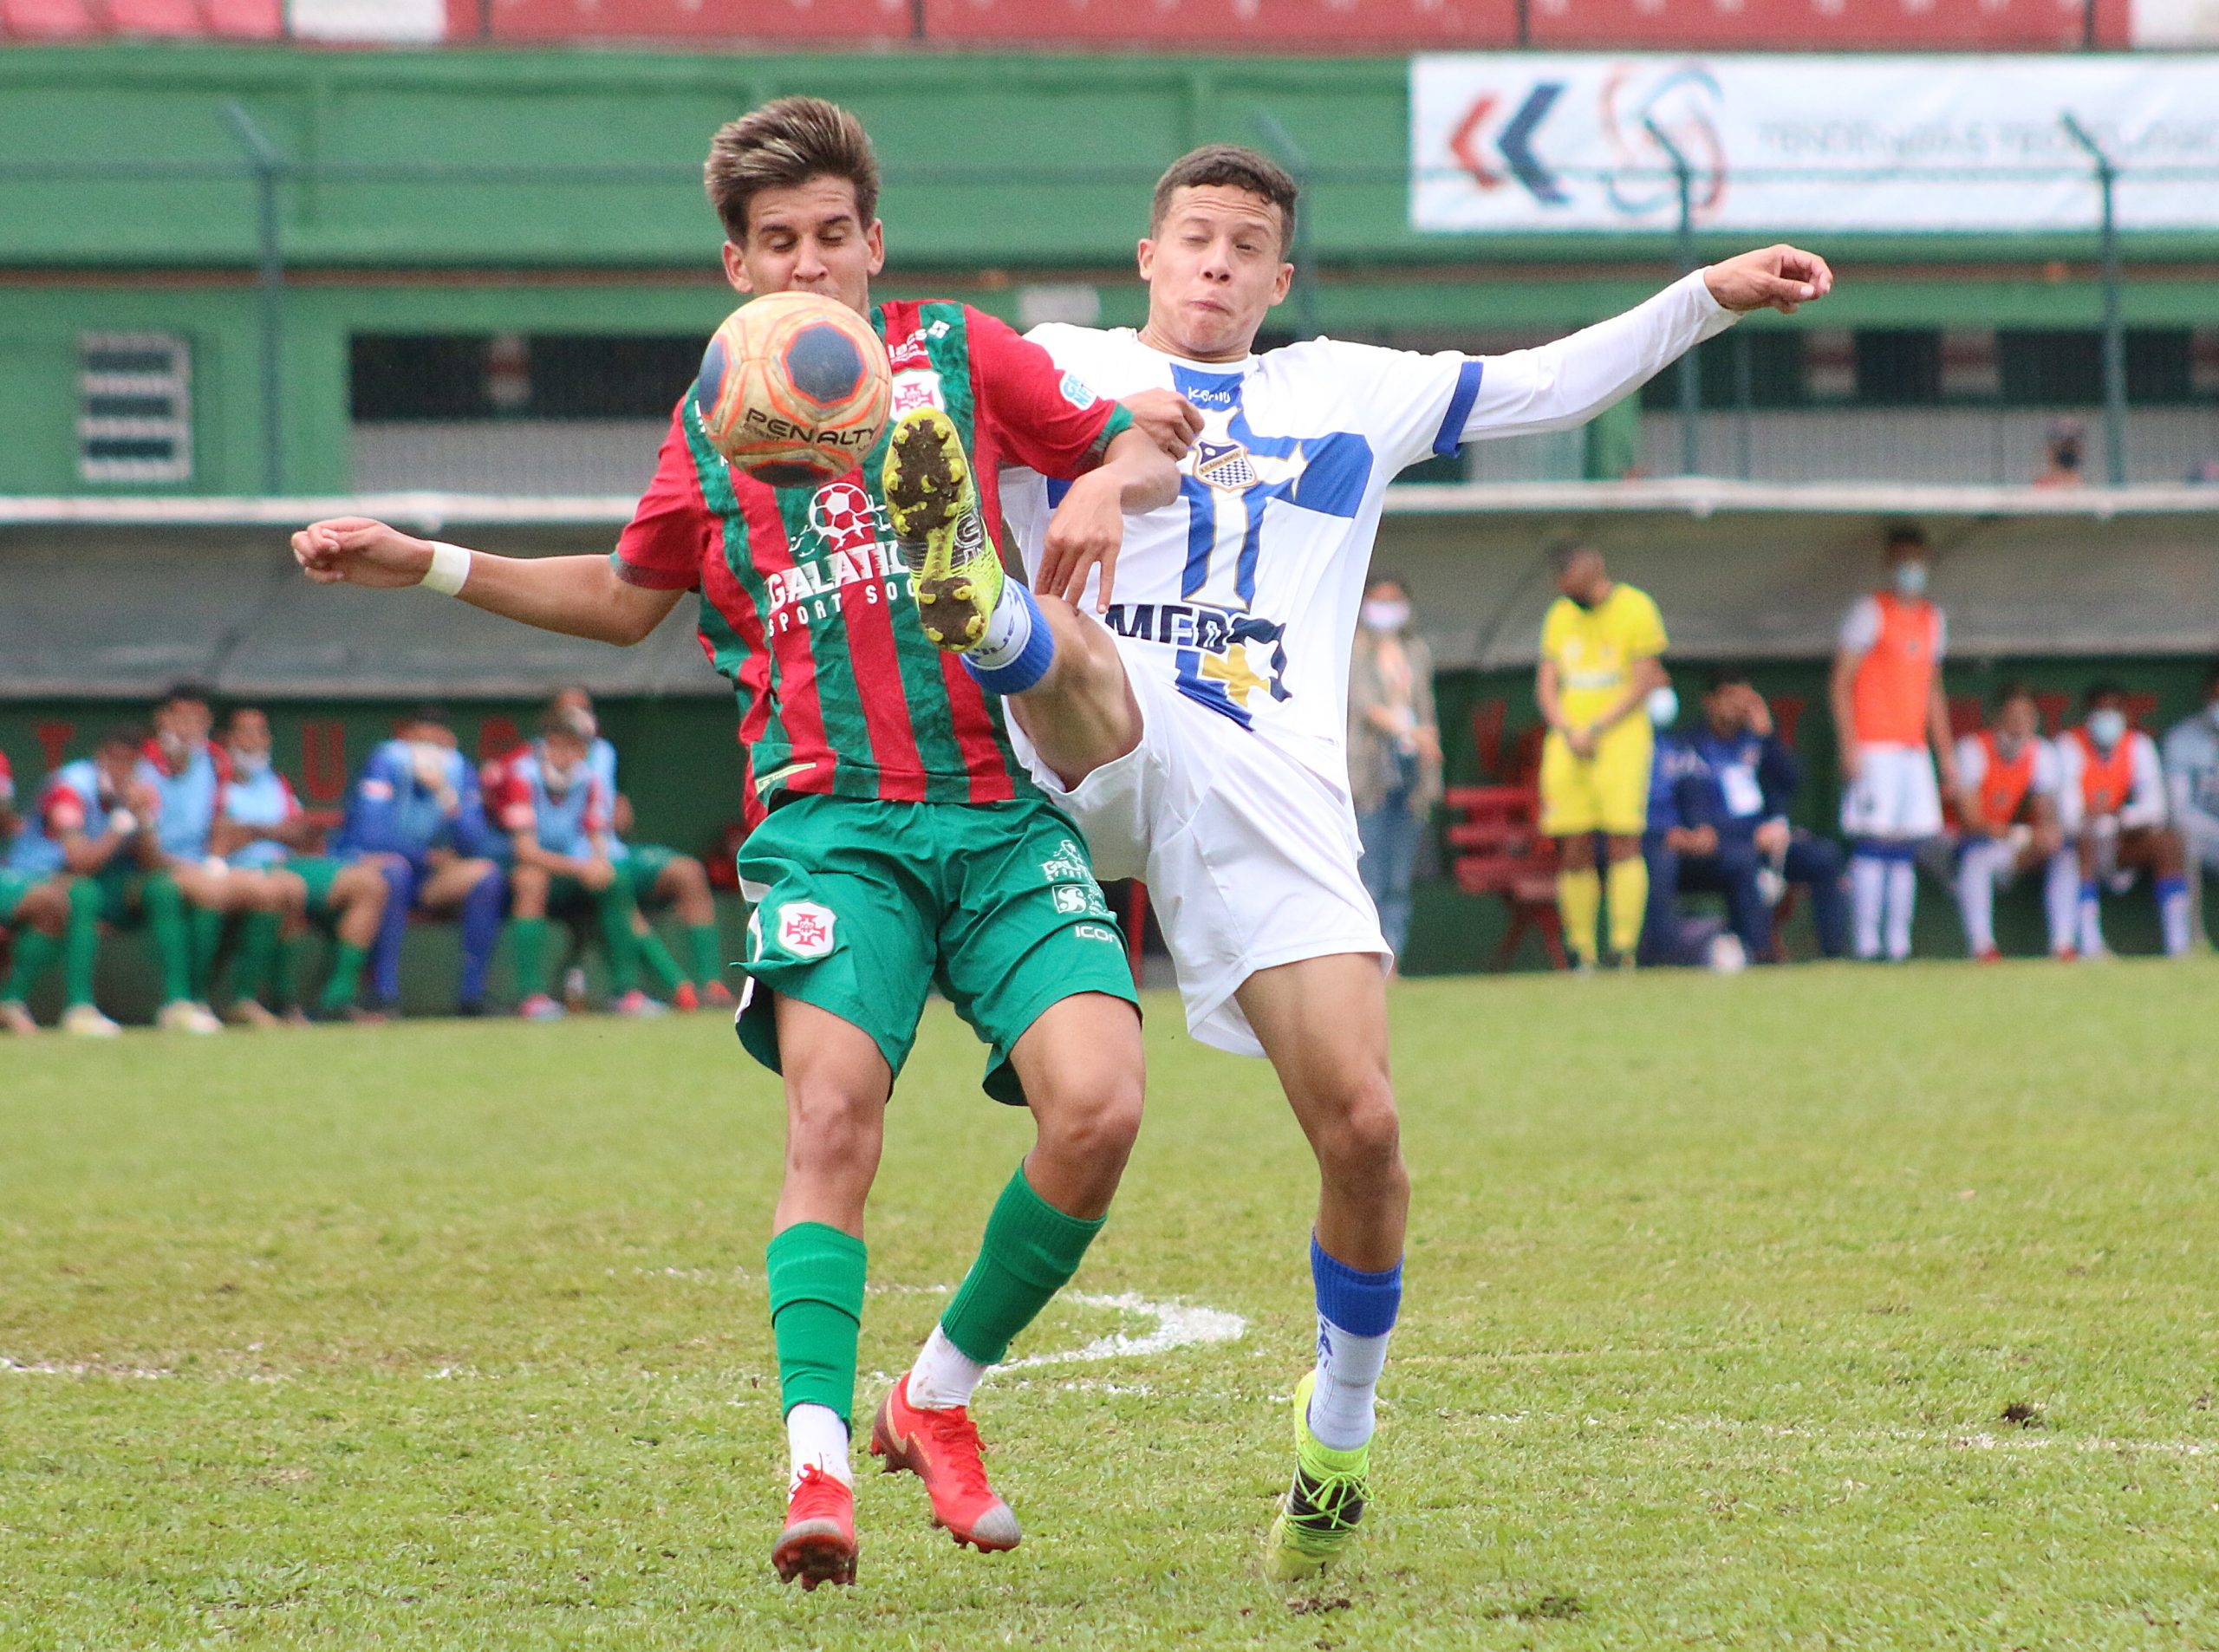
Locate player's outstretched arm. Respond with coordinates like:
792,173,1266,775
1458,246,1833,443
292,517,681,646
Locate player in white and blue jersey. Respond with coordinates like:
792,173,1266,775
333,705,507,1016
489,706,658,1020
893,144,1836,1577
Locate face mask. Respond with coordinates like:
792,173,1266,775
1892,562,1929,599
1993,732,2024,761
2088,708,2127,750
1647,686,1679,729
158,728,188,758
1362,599,1409,634
233,751,271,780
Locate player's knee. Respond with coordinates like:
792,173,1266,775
1039,1067,1144,1168
783,1080,882,1172
1313,1073,1403,1181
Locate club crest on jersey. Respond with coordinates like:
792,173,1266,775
776,901,836,959
1040,838,1092,884
1193,438,1257,492
890,371,943,418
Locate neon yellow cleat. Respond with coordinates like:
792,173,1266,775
880,406,1001,652
1263,1370,1372,1582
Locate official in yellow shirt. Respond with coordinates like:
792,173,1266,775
1534,541,1669,967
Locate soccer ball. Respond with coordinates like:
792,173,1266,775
694,292,893,489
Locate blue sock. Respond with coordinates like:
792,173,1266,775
1307,1235,1402,1451
961,582,1056,696
458,868,505,1010
369,859,413,1005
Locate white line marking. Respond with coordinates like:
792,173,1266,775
999,1291,1247,1370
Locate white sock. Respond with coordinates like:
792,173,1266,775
2079,894,2105,957
905,1324,988,1412
2161,885,2191,957
2045,851,2080,953
1884,858,1916,960
1957,843,1998,954
1851,855,1886,959
785,1402,851,1493
969,576,1036,671
1308,1317,1392,1451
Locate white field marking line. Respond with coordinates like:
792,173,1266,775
1461,1413,2218,1458
0,1356,173,1379
999,1291,1246,1370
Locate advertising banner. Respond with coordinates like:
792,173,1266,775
1410,54,2219,232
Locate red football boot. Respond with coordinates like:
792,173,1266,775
672,982,700,1012
869,1375,1021,1551
700,979,739,1008
771,1466,857,1590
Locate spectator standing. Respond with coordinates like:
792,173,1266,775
1950,683,2066,960
1536,541,1669,969
1684,672,1849,960
2054,684,2191,958
1830,525,1958,961
1347,574,1441,966
2160,662,2219,948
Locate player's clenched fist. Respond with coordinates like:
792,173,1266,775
291,516,434,589
1703,245,1835,315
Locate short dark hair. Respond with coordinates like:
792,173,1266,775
704,96,880,244
1546,536,1596,575
1365,569,1409,596
97,724,146,754
1150,144,1298,255
1706,667,1753,693
539,706,595,743
407,703,452,732
1994,680,2037,710
2085,680,2126,708
158,681,212,711
1884,524,1929,554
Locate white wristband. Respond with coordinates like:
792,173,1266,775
420,541,473,596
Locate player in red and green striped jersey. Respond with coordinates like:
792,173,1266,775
291,96,1178,1590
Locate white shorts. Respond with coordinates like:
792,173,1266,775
1008,642,1389,1058
1841,743,1943,840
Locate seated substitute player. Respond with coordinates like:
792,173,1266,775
1,750,94,1034
1637,685,1744,971
548,686,732,1010
330,707,508,1017
889,140,1832,1576
2053,684,2191,959
2160,661,2219,948
1949,683,2066,962
491,706,659,1020
212,706,404,1022
1681,671,1848,961
140,685,295,1026
11,728,195,1033
1532,541,1669,971
293,97,1178,1589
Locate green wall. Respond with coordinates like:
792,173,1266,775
7,44,2219,494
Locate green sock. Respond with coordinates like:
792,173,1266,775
940,1164,1107,1366
143,875,193,1005
189,906,225,1000
318,940,369,1013
766,1221,868,1424
595,888,640,995
63,878,101,1008
636,926,687,993
230,911,281,1005
271,936,300,1011
511,916,549,999
3,927,60,1001
687,923,724,988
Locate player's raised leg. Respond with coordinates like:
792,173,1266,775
765,993,890,1591
1232,952,1406,1580
876,989,1142,1552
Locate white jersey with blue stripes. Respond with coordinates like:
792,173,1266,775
1002,271,1734,790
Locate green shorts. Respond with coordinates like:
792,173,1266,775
735,793,1136,1108
0,868,42,925
288,855,348,916
94,863,155,927
620,843,681,904
547,873,624,915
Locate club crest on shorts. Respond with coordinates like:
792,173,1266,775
776,901,836,959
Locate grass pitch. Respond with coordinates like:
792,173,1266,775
3,960,2217,1649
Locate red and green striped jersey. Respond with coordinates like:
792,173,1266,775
613,299,1132,829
